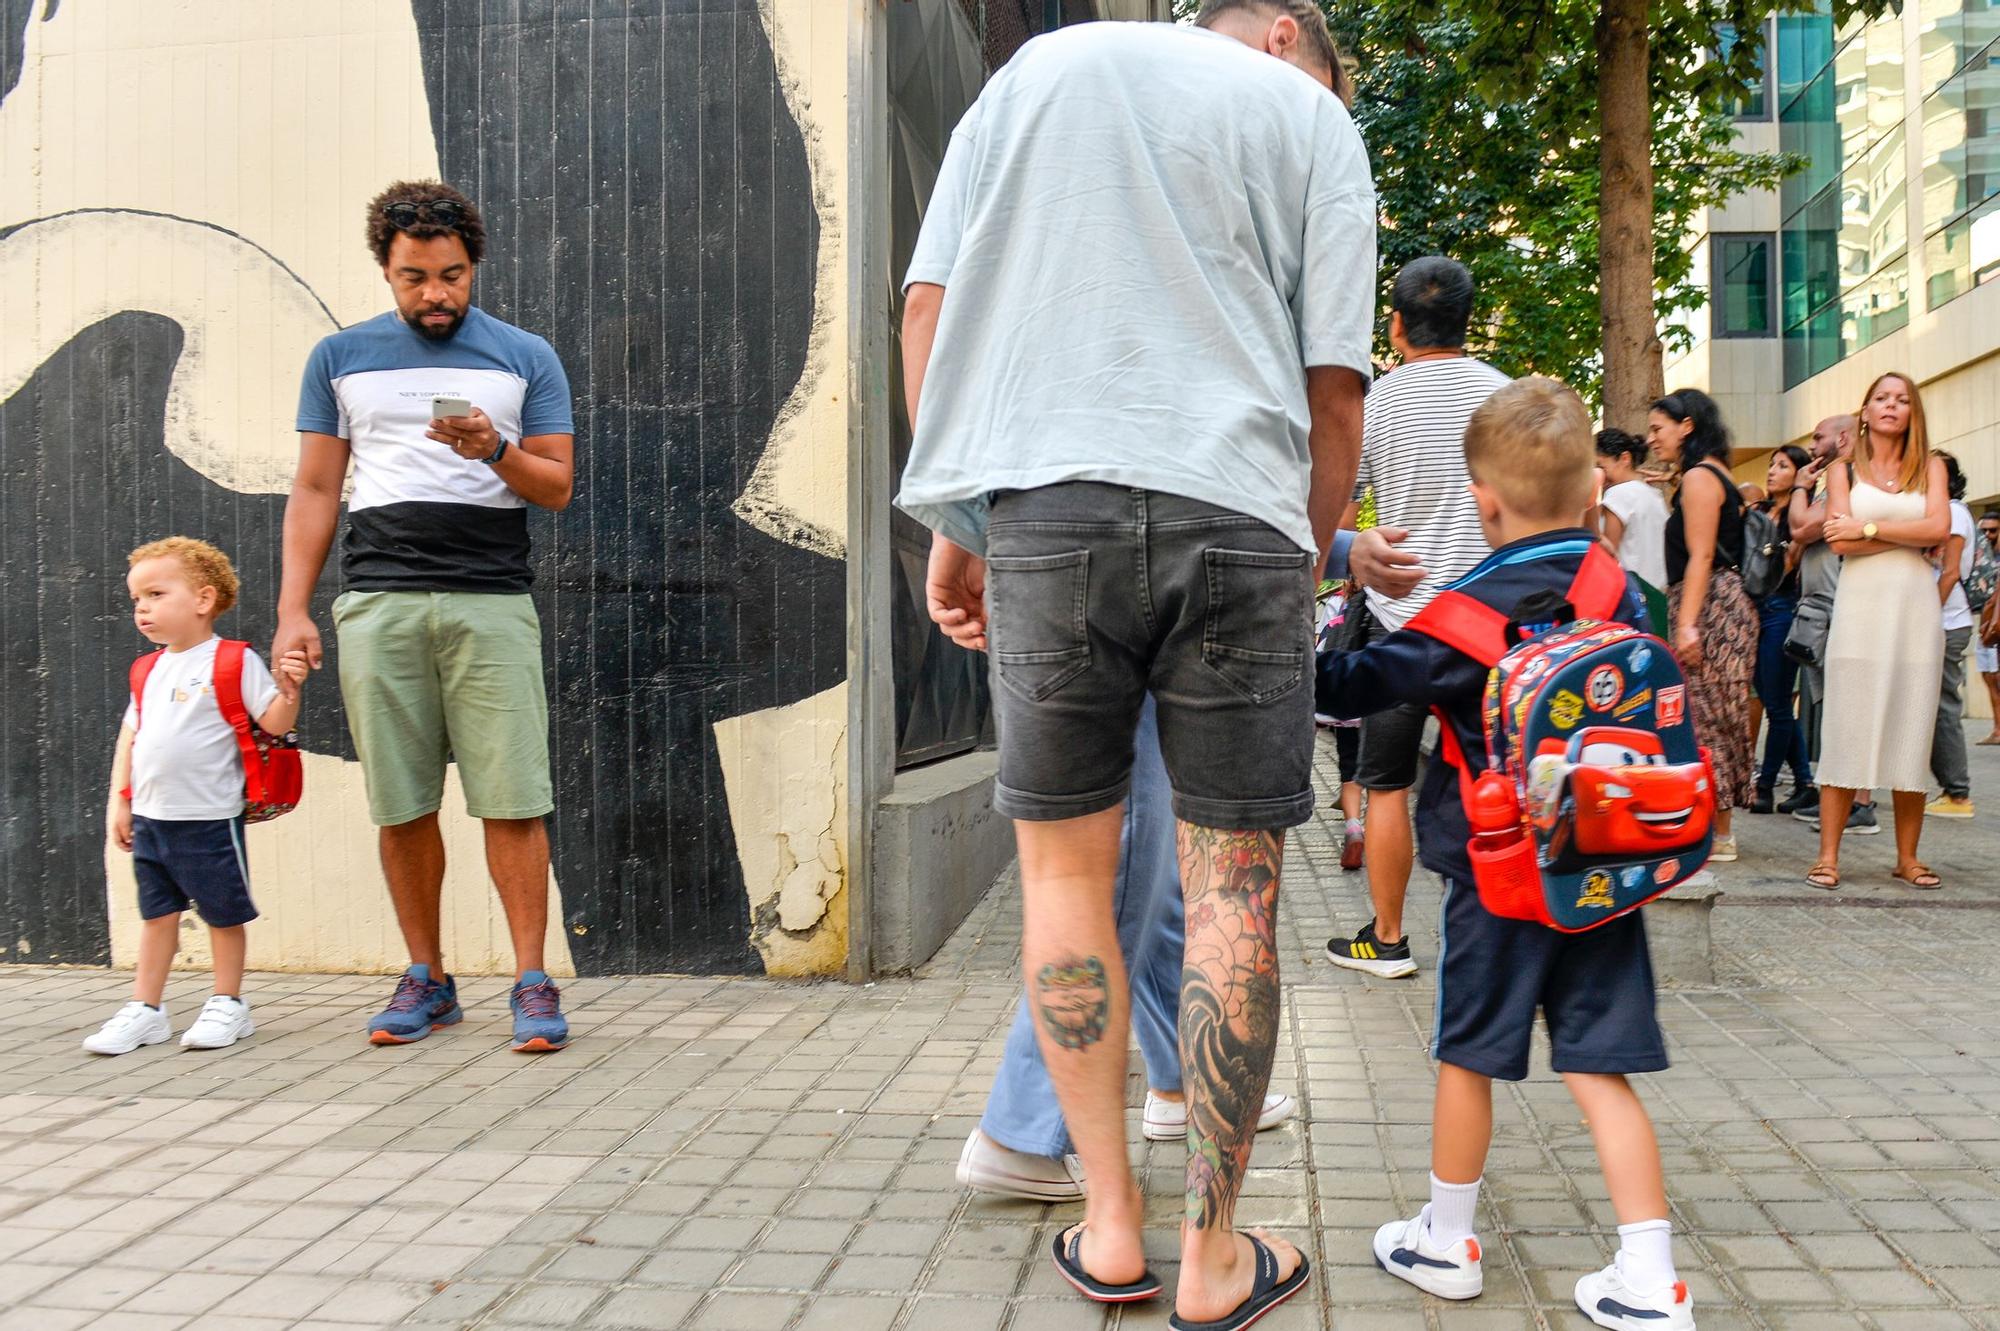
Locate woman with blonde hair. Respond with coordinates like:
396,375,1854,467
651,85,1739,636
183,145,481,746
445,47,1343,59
1808,372,1950,889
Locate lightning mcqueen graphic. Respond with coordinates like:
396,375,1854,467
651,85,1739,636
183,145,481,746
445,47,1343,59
1528,727,1713,871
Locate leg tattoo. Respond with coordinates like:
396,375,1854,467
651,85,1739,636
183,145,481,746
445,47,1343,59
1179,827,1282,1230
1036,955,1111,1050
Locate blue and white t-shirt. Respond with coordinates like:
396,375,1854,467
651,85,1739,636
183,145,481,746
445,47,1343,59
296,307,574,593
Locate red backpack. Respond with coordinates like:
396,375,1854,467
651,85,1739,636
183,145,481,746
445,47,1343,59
1402,545,1715,931
127,640,304,823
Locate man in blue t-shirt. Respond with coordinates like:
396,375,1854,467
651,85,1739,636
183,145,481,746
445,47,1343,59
277,180,576,1054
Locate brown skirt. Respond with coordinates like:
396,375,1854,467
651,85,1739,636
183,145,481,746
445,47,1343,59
1669,570,1758,811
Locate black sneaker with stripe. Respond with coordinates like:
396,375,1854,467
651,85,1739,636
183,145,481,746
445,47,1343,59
1326,920,1417,978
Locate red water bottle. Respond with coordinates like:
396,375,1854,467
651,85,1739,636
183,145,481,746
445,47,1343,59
1467,770,1523,850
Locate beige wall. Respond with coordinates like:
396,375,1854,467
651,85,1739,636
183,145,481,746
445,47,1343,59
3,0,855,976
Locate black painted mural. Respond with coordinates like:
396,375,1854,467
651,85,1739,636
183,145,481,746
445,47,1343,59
0,0,842,974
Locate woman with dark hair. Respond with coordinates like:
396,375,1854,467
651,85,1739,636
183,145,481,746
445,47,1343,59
1927,450,1977,819
1749,445,1816,814
1650,388,1756,862
1811,372,1949,890
1595,428,1667,590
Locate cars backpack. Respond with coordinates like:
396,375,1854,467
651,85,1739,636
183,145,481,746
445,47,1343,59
127,640,304,823
1402,545,1715,931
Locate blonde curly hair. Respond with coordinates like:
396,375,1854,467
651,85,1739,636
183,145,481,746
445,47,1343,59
128,536,240,615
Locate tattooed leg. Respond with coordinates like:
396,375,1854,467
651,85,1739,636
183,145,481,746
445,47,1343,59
1174,822,1303,1321
1014,808,1147,1288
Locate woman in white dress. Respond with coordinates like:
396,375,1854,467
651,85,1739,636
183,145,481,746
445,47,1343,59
1809,373,1950,890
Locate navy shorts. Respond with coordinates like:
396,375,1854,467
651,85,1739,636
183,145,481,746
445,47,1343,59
1433,878,1667,1082
132,816,258,929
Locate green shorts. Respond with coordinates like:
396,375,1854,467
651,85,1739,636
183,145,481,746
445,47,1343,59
333,591,554,826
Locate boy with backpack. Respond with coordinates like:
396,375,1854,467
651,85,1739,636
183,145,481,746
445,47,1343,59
1321,377,1699,1331
86,538,307,1055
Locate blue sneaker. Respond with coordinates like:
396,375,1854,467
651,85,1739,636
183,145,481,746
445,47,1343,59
510,971,569,1053
367,964,462,1045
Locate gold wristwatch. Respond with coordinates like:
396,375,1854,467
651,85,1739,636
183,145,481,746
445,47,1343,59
1863,521,1878,540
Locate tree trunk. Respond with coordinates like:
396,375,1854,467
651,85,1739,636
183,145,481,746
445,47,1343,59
1596,0,1662,431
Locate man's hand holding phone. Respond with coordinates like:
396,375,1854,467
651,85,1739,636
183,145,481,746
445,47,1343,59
428,397,504,462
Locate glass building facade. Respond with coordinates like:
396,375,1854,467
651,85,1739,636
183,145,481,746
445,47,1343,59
1771,0,1999,387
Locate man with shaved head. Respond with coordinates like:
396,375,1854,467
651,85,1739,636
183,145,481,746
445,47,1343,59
1789,413,1879,833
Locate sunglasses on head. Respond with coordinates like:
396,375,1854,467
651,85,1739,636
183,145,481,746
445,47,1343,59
382,198,467,230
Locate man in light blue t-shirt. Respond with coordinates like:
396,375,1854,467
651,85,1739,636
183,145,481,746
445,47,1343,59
898,4,1376,1324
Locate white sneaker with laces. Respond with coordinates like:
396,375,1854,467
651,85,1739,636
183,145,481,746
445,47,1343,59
1371,1206,1483,1300
82,1001,171,1056
955,1129,1085,1202
180,995,255,1050
1575,1258,1695,1329
1141,1090,1297,1141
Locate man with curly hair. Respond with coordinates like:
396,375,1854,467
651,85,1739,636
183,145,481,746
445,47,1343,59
276,180,578,1053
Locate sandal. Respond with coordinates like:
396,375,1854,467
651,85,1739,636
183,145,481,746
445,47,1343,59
1050,1223,1162,1304
1168,1233,1310,1331
1805,863,1840,890
1979,735,2000,746
1891,862,1942,890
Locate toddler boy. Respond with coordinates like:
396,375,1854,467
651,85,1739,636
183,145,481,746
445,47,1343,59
1320,378,1693,1331
85,538,306,1055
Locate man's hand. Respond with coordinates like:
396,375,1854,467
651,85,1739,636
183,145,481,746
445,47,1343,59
926,534,988,652
273,612,324,673
1349,526,1425,600
111,800,133,853
428,407,503,461
274,649,311,701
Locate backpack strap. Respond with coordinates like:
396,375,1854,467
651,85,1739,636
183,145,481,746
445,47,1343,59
211,640,268,806
1402,590,1512,667
120,650,165,801
1567,543,1630,622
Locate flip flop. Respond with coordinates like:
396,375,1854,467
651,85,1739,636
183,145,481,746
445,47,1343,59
1168,1233,1311,1331
1050,1223,1162,1304
1805,863,1840,890
1891,862,1942,890
1979,736,2000,746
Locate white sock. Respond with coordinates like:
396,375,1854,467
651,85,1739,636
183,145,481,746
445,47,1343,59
1344,818,1364,839
1425,1173,1482,1246
1616,1218,1676,1295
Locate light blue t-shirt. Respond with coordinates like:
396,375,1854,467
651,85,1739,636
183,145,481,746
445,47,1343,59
895,22,1378,556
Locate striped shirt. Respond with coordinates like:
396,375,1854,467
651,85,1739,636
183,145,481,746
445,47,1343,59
1354,356,1511,629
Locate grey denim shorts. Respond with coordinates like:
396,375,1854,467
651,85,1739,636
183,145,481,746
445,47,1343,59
984,482,1316,831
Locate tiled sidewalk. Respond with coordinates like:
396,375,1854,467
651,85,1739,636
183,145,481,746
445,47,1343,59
3,731,2000,1329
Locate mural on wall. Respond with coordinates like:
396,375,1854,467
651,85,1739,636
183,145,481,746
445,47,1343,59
0,0,845,975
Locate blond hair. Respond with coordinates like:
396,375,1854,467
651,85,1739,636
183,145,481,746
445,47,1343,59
1194,0,1352,103
128,536,239,615
1856,372,1931,495
1463,376,1596,523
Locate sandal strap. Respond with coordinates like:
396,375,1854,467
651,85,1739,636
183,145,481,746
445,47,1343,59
1244,1235,1279,1298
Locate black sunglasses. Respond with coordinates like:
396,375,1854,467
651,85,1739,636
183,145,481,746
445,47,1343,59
382,198,467,230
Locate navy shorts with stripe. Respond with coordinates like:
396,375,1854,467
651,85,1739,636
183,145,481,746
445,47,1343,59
132,816,259,929
1433,878,1667,1082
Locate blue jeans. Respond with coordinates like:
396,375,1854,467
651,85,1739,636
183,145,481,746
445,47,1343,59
980,698,1182,1157
1755,594,1812,789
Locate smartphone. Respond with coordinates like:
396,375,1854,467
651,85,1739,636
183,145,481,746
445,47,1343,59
431,395,472,421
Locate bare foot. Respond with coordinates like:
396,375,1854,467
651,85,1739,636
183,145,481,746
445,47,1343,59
1062,1219,1148,1289
1174,1228,1304,1323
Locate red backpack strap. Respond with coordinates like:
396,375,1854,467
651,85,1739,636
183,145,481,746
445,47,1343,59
127,651,163,727
211,640,268,805
1568,543,1630,621
1402,590,1513,667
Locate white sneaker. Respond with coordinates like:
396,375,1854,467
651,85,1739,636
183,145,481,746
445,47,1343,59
1141,1090,1298,1141
955,1129,1085,1202
180,995,255,1049
1575,1258,1695,1329
1708,836,1738,863
82,1001,171,1056
1371,1207,1483,1300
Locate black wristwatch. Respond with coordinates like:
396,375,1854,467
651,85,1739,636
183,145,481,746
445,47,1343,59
481,436,510,466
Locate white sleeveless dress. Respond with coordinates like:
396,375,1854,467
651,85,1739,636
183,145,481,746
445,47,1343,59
1817,483,1944,793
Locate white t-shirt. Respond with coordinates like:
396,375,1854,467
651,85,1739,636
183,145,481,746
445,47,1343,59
1942,499,1975,632
121,638,281,820
896,23,1378,556
1353,357,1510,629
1602,478,1670,590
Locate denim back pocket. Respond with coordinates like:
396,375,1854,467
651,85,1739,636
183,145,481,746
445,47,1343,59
1202,547,1311,705
988,550,1092,702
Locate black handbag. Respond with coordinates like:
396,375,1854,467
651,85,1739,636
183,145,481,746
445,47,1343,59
1739,505,1786,602
1783,590,1832,669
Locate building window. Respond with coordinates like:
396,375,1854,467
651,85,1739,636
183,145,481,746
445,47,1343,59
1719,20,1775,120
1920,38,2000,309
1713,234,1775,336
